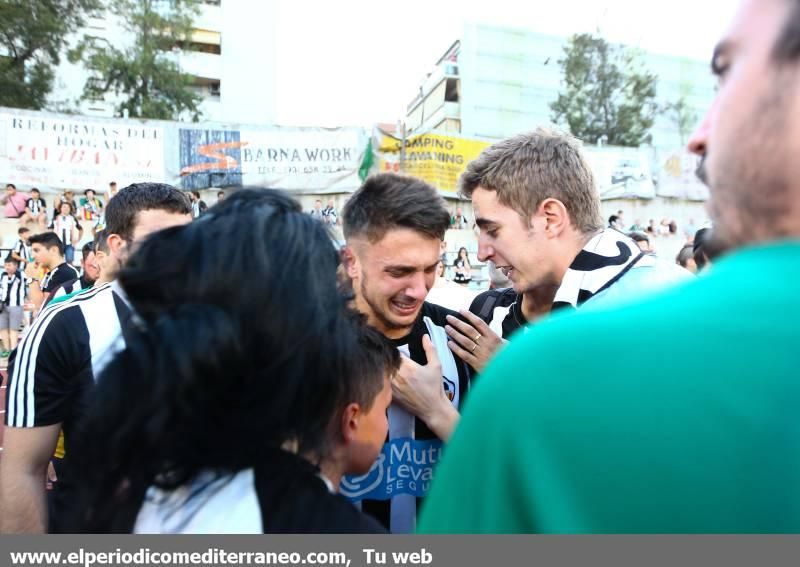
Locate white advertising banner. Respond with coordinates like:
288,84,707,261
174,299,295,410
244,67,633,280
655,150,710,201
584,147,657,200
0,109,166,191
177,126,367,193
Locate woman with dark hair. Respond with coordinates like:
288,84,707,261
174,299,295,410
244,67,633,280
453,246,472,286
66,189,398,533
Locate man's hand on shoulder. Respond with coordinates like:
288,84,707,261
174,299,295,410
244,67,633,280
445,310,507,372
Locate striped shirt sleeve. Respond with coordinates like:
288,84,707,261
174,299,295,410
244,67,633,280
4,306,91,428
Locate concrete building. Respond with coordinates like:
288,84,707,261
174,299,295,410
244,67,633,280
405,23,716,150
49,0,278,124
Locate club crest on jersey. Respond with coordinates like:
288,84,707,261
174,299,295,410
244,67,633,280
442,376,456,402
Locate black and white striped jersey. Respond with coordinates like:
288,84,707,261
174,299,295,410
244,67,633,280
134,451,386,534
6,282,130,429
41,263,80,294
0,271,26,307
12,238,30,272
342,302,473,533
26,197,46,215
49,214,82,246
4,282,132,530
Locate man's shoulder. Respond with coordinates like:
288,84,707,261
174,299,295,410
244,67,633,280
469,287,517,314
591,254,693,309
49,281,95,305
494,269,733,380
41,282,112,314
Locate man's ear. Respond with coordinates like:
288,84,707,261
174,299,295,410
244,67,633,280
341,246,360,280
106,233,126,256
340,403,361,444
538,198,570,238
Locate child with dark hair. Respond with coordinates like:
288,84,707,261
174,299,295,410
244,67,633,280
0,256,26,355
20,188,47,228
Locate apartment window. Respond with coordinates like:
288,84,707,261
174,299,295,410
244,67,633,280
184,29,222,54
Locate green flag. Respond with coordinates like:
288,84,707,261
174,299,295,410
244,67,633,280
358,137,374,182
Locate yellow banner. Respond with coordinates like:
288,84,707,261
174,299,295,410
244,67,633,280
377,131,490,194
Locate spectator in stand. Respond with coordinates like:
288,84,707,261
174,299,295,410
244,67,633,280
25,232,79,313
669,220,678,235
322,199,338,226
452,247,472,286
2,184,30,219
19,188,47,228
189,191,208,219
629,231,653,253
608,214,621,230
53,192,78,219
451,207,469,229
49,202,83,264
616,210,625,227
94,183,118,233
0,256,26,356
646,219,657,235
427,261,478,313
629,219,645,232
79,190,104,236
659,218,671,236
676,244,697,273
11,227,31,275
684,218,699,243
217,190,226,202
310,199,324,219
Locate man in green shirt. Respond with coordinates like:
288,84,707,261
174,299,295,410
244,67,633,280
419,0,800,533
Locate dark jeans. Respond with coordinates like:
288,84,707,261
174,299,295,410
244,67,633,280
64,245,74,264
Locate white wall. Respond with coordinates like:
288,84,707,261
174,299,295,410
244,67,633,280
218,0,278,125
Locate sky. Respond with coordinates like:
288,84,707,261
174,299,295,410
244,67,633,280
267,0,740,127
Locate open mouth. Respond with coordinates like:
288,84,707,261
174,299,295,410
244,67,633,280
390,298,420,316
498,265,515,280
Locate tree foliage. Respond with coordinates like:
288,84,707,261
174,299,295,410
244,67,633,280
71,0,203,121
0,0,100,109
550,33,658,147
663,91,698,146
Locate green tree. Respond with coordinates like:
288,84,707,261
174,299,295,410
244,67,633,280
0,0,100,109
550,33,658,147
71,0,203,120
663,84,698,146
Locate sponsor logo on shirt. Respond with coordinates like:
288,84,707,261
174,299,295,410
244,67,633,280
340,438,442,501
